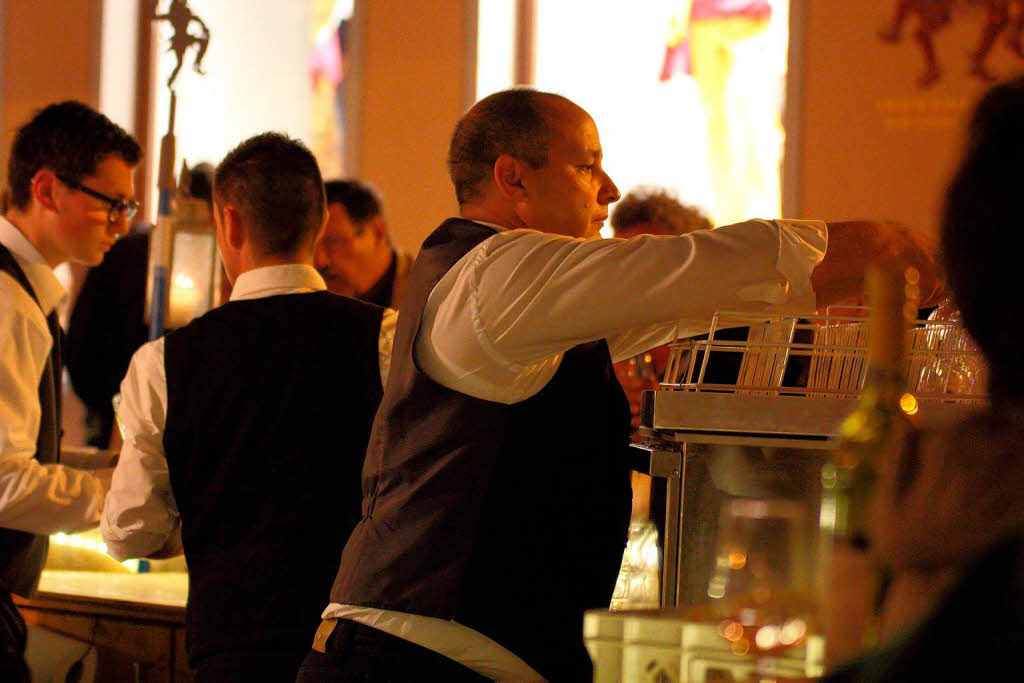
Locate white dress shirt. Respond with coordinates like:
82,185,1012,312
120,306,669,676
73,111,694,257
323,218,827,681
0,216,107,535
101,264,397,561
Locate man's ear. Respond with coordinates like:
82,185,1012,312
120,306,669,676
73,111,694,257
221,204,246,251
313,211,328,247
31,169,59,213
368,214,389,247
493,155,527,202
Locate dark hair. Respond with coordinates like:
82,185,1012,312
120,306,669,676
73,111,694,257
447,88,565,205
941,74,1024,398
214,132,325,256
187,162,214,205
6,100,142,210
324,179,382,234
611,187,713,236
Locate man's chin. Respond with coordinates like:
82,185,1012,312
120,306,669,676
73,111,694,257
323,278,358,298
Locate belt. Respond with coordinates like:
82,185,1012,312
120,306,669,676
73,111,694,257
311,618,338,653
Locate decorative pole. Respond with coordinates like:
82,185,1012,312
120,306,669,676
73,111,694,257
148,0,211,339
148,91,177,339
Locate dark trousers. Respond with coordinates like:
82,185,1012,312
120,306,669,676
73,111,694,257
0,589,30,683
194,648,306,683
295,619,489,682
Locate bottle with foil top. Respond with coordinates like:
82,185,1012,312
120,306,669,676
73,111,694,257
820,265,919,666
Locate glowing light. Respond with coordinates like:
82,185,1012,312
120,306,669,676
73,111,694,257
50,533,111,559
779,618,807,645
172,273,196,289
720,620,744,642
731,637,750,656
728,550,747,569
755,625,780,650
900,392,919,415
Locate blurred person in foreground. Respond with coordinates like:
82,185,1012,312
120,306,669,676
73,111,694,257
1,101,141,681
300,88,941,682
102,134,395,681
315,179,414,309
823,74,1024,683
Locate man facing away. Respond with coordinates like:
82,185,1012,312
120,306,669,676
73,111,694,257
0,101,141,681
101,133,396,681
315,179,414,309
299,89,941,682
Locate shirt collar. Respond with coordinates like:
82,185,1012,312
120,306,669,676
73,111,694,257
0,215,67,315
229,263,327,302
466,219,511,233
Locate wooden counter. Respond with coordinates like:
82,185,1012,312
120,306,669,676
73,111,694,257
15,570,192,682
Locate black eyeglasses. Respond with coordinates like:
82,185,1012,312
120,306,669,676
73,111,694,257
56,174,140,224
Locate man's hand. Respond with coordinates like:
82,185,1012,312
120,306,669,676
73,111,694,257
812,221,944,310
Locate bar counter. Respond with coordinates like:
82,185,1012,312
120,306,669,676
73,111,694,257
15,569,191,682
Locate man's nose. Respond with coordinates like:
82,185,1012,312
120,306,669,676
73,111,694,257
599,171,620,205
109,215,132,237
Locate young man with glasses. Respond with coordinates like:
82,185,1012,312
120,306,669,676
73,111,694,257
0,100,141,681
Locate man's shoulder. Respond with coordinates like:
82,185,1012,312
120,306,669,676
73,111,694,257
0,271,47,332
287,290,387,323
421,218,500,249
191,291,385,331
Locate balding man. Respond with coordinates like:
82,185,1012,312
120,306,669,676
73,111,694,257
299,89,940,682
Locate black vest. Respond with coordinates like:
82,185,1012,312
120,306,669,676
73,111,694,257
330,219,633,682
162,291,383,665
0,243,62,597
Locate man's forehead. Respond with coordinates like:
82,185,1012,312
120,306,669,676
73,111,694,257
543,104,602,155
88,154,136,195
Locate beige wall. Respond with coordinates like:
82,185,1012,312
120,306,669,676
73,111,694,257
349,0,476,252
792,2,1018,238
0,0,103,176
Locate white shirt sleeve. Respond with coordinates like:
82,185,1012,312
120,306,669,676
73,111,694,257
379,308,398,387
101,338,182,560
416,219,826,404
0,280,107,535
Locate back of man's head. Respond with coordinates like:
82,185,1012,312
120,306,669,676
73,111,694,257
447,88,570,205
6,100,141,211
324,179,382,233
942,74,1024,398
611,187,713,237
214,132,325,256
187,161,215,206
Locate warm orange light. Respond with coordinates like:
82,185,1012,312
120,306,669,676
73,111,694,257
900,392,919,415
728,550,747,569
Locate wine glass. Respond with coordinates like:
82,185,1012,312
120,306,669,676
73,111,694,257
707,498,820,682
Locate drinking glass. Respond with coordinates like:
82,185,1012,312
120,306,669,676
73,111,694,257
707,498,819,682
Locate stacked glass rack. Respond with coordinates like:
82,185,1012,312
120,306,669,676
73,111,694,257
634,309,987,609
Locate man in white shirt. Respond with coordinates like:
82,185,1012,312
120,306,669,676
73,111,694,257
0,101,141,681
300,89,941,682
101,133,396,682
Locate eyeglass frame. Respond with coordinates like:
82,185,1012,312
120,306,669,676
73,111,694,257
55,173,140,224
